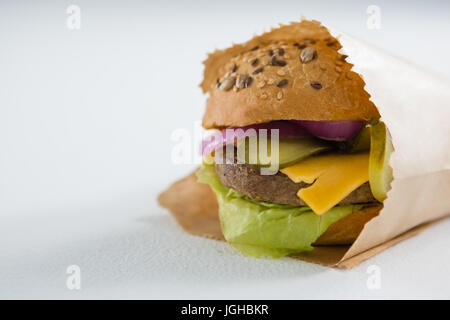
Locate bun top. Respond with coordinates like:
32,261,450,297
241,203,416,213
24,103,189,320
200,20,379,129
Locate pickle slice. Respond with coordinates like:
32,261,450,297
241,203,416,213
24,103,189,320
237,137,332,169
347,125,371,152
369,121,394,202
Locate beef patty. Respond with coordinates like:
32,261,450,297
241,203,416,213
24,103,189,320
215,157,378,207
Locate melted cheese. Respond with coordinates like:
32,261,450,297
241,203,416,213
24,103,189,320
280,152,369,215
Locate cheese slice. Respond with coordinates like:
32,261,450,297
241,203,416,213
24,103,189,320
280,152,369,215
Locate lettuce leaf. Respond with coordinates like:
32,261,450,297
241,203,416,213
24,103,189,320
197,164,363,258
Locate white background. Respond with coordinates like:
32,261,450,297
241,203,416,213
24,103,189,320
1,0,450,299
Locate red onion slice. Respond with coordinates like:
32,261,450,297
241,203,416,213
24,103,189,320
201,121,310,156
248,121,310,139
290,120,364,141
201,129,255,157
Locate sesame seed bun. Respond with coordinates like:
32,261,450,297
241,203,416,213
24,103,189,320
201,20,379,129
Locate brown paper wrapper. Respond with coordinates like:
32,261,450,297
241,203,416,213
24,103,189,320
158,171,437,268
159,21,450,268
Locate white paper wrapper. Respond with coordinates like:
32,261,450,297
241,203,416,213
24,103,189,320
328,28,450,261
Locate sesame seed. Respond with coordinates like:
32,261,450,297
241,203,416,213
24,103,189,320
252,67,264,75
270,56,287,67
335,66,342,73
277,79,288,87
268,49,274,56
246,77,253,88
310,82,322,90
257,81,265,88
218,77,236,91
231,64,238,73
235,74,248,89
260,93,268,100
277,69,286,76
278,48,285,56
300,47,317,63
277,92,283,100
251,58,259,67
251,46,259,51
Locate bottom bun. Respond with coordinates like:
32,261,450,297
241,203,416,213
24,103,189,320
314,205,382,246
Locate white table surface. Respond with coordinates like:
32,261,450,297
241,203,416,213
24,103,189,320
1,0,449,299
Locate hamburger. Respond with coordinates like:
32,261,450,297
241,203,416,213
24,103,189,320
160,20,394,258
